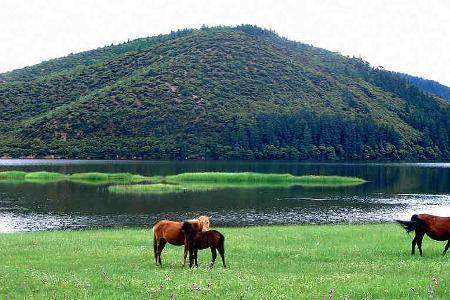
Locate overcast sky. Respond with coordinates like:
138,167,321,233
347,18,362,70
1,0,449,85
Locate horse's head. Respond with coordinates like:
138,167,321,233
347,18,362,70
197,215,210,231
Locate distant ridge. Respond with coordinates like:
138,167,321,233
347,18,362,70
1,25,450,160
398,73,450,102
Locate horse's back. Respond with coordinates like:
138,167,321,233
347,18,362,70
153,220,185,245
416,214,450,240
416,214,450,225
209,230,224,238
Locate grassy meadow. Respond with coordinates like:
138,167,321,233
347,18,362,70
1,224,449,299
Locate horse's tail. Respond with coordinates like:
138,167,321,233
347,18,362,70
152,225,158,262
396,214,425,233
217,232,226,267
218,232,225,249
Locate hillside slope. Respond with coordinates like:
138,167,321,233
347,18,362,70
398,73,450,102
1,25,449,160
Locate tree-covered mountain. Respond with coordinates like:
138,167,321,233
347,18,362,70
398,73,450,102
1,25,449,160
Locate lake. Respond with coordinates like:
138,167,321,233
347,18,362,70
1,159,450,232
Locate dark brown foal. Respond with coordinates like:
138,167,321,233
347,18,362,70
181,222,226,268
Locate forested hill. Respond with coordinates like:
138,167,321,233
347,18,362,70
1,25,450,160
398,73,450,102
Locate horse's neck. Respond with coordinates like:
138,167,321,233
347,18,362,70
188,220,200,228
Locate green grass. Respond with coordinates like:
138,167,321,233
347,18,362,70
0,171,154,185
70,172,110,181
0,171,365,192
166,172,366,186
0,171,27,180
23,171,68,183
108,172,367,194
69,172,151,184
108,183,214,194
1,224,448,299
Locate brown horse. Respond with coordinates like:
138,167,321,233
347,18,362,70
152,216,210,266
397,214,450,256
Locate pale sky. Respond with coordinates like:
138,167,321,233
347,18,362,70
1,0,449,86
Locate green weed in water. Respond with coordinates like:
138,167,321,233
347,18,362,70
0,171,27,180
166,172,365,186
24,171,68,183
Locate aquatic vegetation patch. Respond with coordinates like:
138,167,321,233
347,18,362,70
166,172,366,186
0,171,27,180
69,172,151,184
109,172,366,194
69,172,110,181
0,171,365,190
24,171,68,182
108,183,214,194
0,171,154,185
108,184,187,194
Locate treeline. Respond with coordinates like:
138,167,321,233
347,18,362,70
2,111,447,161
218,112,401,160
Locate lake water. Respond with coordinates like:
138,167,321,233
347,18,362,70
1,160,450,232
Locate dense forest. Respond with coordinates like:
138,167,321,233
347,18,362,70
398,73,450,102
1,25,450,160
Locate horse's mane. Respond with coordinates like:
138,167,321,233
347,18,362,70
187,216,209,222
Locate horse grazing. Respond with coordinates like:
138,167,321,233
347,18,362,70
153,216,210,266
181,221,226,268
397,214,450,256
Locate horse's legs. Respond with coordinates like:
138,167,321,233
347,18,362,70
218,243,226,268
210,247,217,268
194,249,199,268
153,236,158,264
183,242,188,267
157,239,167,265
443,240,450,255
416,231,425,256
411,230,424,255
189,249,194,268
411,234,417,255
